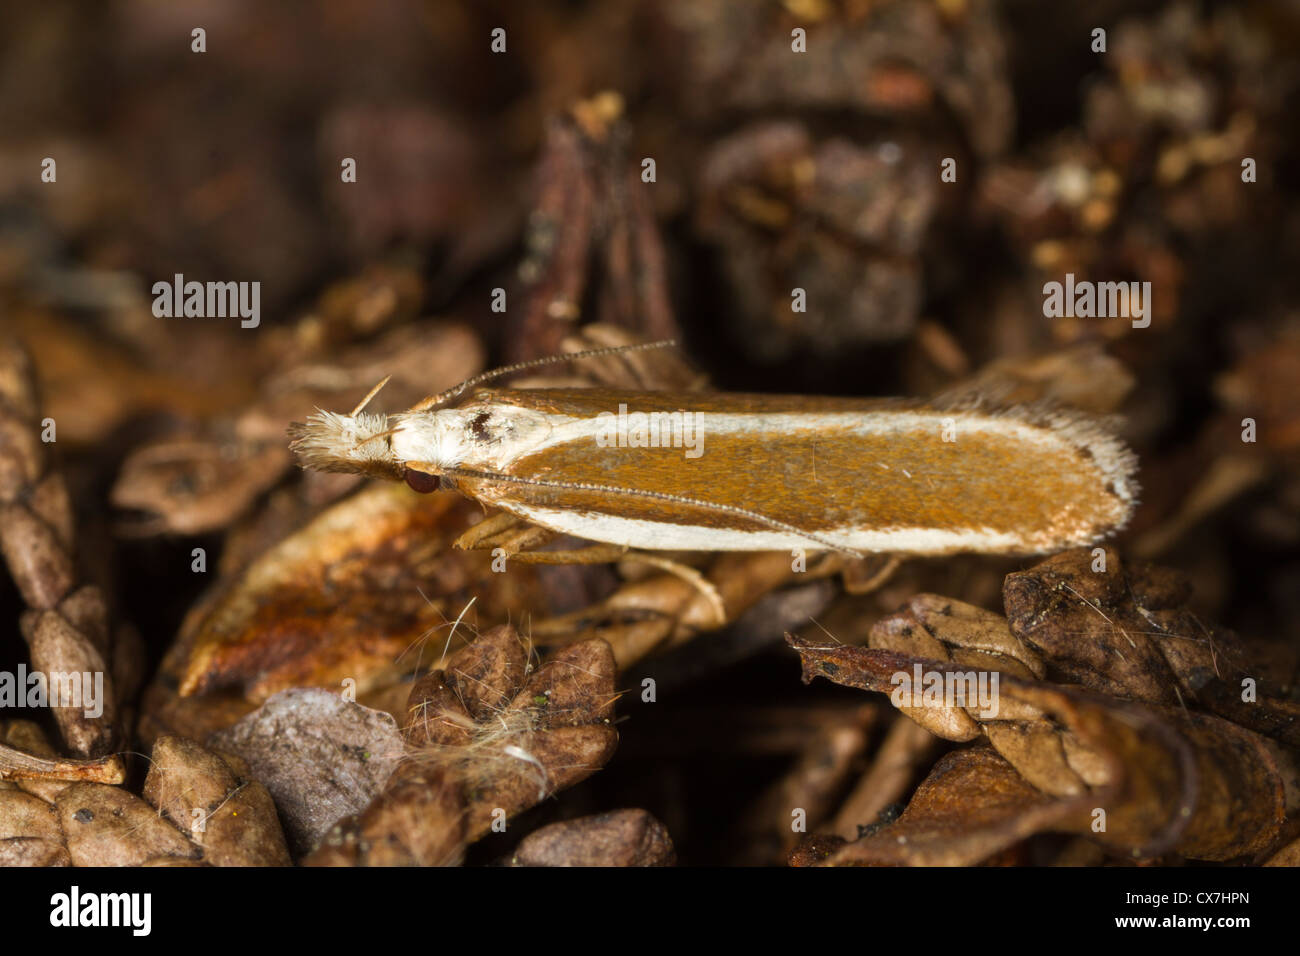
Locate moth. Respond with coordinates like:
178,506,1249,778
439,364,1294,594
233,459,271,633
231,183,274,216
288,341,1138,560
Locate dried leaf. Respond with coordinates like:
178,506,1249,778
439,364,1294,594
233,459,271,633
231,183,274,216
1004,548,1300,746
171,485,548,701
307,626,620,865
788,635,1285,861
0,787,68,867
814,747,1081,866
739,704,876,863
511,809,676,867
0,339,118,758
210,688,406,856
142,735,291,866
56,783,201,867
305,764,465,867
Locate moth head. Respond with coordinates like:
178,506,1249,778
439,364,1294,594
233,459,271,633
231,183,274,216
287,410,404,480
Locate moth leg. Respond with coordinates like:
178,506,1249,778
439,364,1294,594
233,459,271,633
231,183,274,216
451,496,723,616
839,554,903,595
453,511,555,553
455,513,724,621
453,513,630,564
515,545,727,628
615,552,726,628
491,543,631,566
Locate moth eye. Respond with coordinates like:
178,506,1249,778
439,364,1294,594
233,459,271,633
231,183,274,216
403,468,440,494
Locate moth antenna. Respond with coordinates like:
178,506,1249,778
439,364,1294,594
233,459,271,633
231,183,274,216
438,465,864,559
407,339,677,412
350,374,393,416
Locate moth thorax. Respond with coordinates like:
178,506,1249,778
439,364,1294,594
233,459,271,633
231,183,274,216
390,410,466,469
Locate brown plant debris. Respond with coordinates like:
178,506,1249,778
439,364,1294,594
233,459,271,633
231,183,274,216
508,101,681,363
0,719,125,792
209,688,407,857
305,625,619,866
1002,548,1300,746
142,735,291,866
56,782,203,868
162,484,549,704
110,319,483,536
787,548,1293,864
0,339,119,762
510,809,676,867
